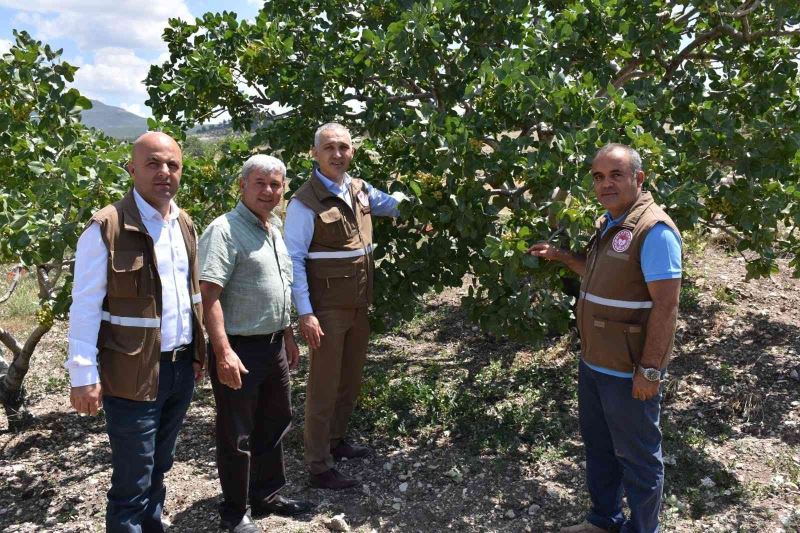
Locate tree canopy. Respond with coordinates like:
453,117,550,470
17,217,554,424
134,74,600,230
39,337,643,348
85,2,800,342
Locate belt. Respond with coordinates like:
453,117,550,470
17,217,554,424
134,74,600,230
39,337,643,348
228,331,284,345
160,344,192,363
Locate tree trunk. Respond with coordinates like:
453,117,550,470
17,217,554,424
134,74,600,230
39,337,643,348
0,320,51,431
0,352,33,431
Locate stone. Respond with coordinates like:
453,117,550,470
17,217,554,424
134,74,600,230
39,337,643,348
325,513,350,532
399,482,408,493
506,509,515,519
528,504,541,515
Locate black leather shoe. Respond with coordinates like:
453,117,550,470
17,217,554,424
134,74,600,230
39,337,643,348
251,495,314,518
309,468,359,490
219,514,261,533
331,440,371,460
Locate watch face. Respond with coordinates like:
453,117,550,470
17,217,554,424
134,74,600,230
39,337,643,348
642,368,660,381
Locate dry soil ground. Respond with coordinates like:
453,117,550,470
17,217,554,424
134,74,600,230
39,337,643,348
1,242,798,532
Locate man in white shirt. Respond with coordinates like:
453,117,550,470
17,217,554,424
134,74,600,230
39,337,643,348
66,132,205,533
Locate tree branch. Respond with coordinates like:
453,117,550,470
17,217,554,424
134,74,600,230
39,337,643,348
720,0,762,18
596,58,644,96
0,266,23,304
662,26,724,84
699,217,742,245
488,183,532,198
36,266,52,301
0,328,22,358
3,323,51,394
365,91,435,105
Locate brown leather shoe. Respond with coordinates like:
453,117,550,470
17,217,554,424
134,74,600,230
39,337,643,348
331,440,371,460
309,468,359,490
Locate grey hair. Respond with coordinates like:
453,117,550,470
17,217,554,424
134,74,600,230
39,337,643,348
240,154,286,181
314,122,350,147
594,143,643,175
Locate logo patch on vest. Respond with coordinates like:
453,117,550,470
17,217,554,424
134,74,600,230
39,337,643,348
612,229,633,253
357,190,369,207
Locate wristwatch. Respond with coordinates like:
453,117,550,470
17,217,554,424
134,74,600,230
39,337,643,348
638,366,661,382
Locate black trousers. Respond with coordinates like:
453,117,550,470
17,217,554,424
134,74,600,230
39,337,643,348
209,334,292,524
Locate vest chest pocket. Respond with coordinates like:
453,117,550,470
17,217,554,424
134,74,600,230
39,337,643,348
109,250,146,298
317,208,353,243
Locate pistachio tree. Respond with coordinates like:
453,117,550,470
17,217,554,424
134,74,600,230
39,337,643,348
147,0,800,340
0,31,130,428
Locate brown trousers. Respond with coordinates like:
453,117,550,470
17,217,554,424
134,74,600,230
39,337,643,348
304,306,370,474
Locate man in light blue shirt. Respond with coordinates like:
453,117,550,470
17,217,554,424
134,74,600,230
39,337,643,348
530,143,682,533
284,123,405,489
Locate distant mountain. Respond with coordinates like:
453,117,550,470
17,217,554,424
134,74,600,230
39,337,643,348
80,100,148,140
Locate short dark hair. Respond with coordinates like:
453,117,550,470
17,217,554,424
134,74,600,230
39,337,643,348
594,143,643,175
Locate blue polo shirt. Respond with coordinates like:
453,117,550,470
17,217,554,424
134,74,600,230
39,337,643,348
584,212,682,378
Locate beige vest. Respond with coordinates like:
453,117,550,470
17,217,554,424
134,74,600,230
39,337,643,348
92,190,205,401
291,171,374,310
577,192,681,372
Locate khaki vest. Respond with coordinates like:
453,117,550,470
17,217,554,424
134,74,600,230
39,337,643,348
92,190,206,401
577,192,681,373
291,170,374,310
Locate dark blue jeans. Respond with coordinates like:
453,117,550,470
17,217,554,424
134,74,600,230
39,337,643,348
103,358,195,533
578,360,664,533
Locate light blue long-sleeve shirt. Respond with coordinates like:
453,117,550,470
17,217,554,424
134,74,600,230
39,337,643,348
284,169,404,315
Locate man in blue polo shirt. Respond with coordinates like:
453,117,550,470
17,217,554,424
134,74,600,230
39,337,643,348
530,143,682,533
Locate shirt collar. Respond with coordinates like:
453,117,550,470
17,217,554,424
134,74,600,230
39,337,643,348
315,167,351,195
234,201,280,233
133,188,178,222
603,204,635,229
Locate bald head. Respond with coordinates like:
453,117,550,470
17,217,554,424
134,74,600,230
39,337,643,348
131,131,182,162
127,131,183,217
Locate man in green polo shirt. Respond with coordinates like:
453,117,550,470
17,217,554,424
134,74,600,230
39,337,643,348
199,154,312,533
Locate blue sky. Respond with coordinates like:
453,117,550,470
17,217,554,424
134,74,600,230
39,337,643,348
0,0,262,117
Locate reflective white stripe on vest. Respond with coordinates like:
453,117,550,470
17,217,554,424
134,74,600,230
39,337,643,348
580,291,653,309
101,311,161,328
191,293,202,304
307,243,375,260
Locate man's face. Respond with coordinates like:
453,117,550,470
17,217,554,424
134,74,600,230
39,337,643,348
127,133,182,211
312,127,354,181
240,169,285,221
591,148,644,218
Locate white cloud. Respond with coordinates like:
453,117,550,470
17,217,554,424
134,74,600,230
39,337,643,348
73,47,151,105
0,39,12,54
120,103,149,118
3,0,193,52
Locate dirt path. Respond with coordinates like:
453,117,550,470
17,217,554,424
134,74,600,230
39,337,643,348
1,243,798,532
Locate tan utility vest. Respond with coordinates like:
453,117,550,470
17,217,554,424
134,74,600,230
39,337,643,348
577,192,681,373
291,170,374,310
91,190,205,401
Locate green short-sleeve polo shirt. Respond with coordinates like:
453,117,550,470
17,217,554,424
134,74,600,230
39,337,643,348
199,201,293,335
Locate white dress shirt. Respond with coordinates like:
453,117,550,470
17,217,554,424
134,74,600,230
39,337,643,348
65,189,194,387
283,169,406,316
